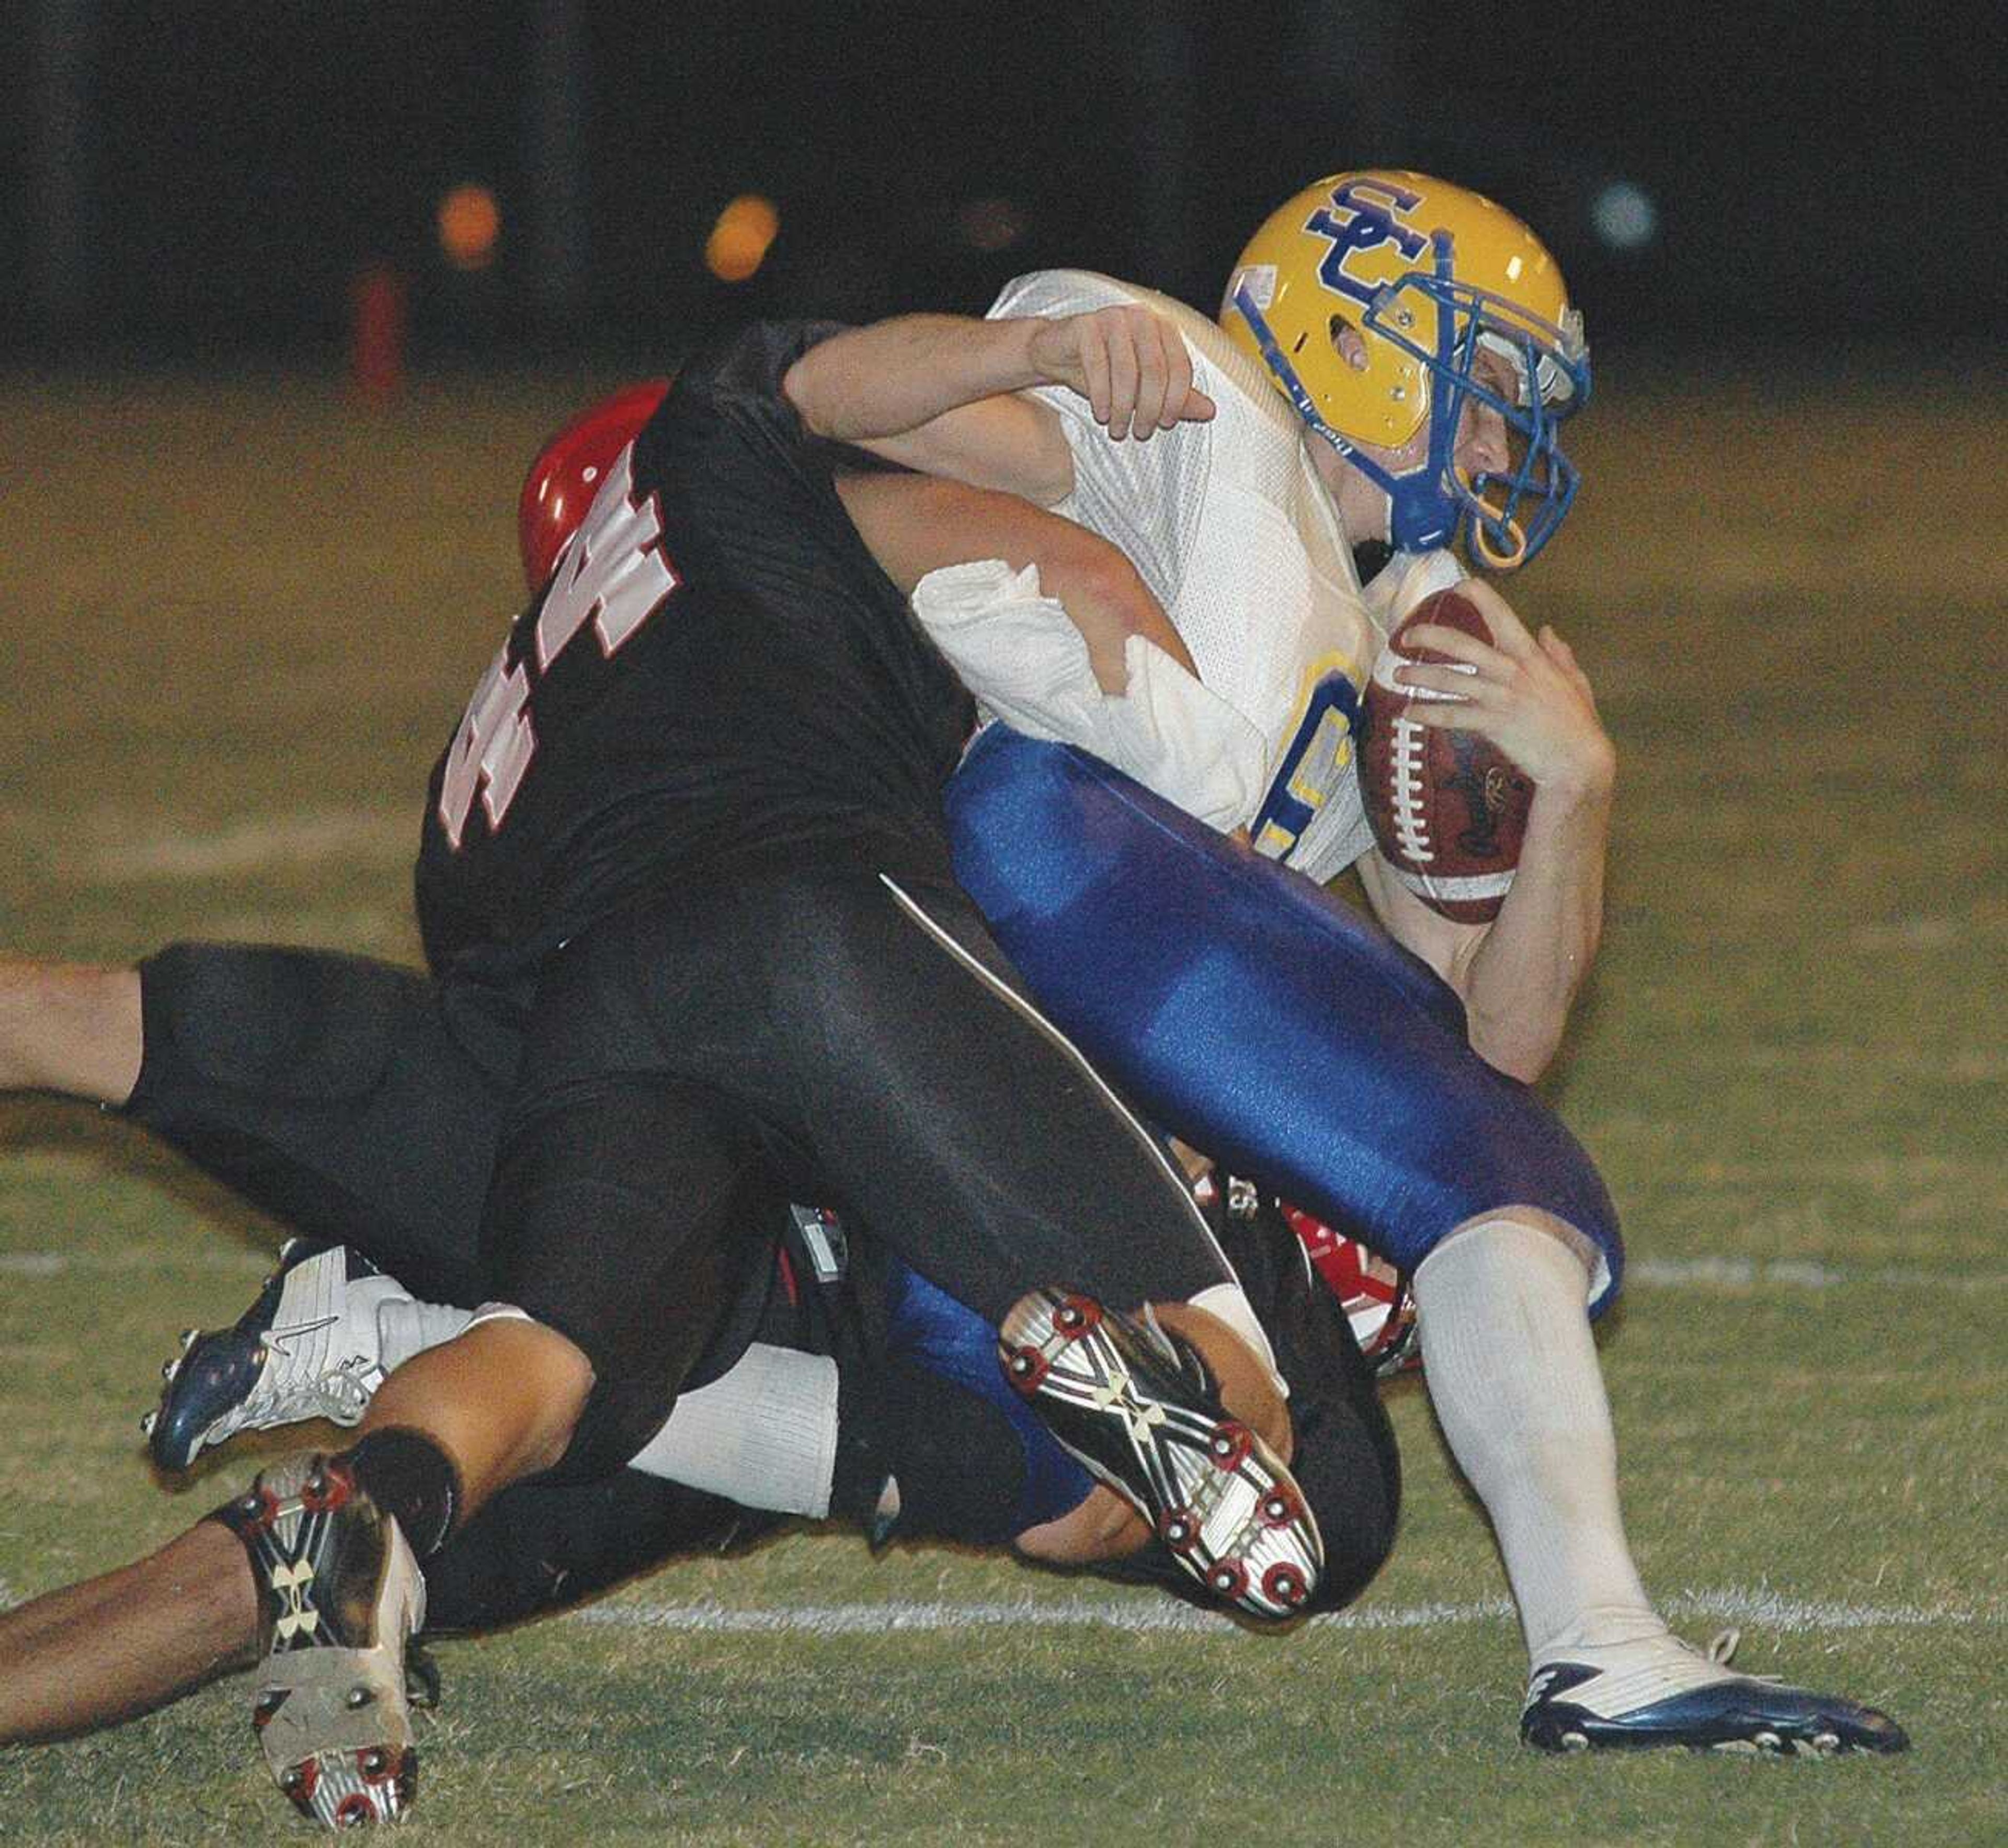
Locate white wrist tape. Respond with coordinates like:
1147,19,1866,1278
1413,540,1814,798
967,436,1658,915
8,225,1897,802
911,559,1269,832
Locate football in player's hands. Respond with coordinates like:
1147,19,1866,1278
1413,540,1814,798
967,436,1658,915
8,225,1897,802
1361,588,1533,924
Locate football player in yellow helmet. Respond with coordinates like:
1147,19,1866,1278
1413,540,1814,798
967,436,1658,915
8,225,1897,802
777,186,1902,1761
1220,169,1591,570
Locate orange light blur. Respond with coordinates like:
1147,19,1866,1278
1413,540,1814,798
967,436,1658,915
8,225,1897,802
438,184,501,272
705,195,780,283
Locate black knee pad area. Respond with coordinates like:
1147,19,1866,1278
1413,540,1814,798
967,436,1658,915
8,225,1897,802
422,1470,765,1634
842,1356,1031,1548
136,943,405,1104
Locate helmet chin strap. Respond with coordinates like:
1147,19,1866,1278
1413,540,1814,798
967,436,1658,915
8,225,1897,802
1456,467,1531,571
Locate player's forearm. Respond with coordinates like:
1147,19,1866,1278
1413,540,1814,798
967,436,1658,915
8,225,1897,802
1456,757,1614,1083
786,315,1074,504
1024,527,1195,690
837,471,1194,690
786,314,1043,439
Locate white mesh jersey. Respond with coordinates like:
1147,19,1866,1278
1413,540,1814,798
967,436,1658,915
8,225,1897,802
988,269,1461,883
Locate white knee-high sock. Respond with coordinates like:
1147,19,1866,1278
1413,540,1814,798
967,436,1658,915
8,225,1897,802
1413,1216,1667,1666
376,1294,838,1519
626,1343,840,1519
378,1297,475,1371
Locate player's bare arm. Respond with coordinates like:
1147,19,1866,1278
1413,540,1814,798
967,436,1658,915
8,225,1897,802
1356,580,1615,1083
834,470,1196,690
784,305,1215,506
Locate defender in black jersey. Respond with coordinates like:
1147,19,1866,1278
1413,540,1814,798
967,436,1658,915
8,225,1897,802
387,321,1274,1497
414,322,975,988
21,321,1323,1819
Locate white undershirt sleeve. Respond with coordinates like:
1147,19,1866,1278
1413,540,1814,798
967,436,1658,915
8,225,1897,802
911,559,1267,832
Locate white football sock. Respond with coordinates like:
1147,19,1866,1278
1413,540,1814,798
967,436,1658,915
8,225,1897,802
376,1297,474,1372
626,1342,840,1519
1413,1215,1667,1666
376,1293,840,1518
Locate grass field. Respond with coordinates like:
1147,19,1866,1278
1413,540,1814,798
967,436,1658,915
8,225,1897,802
2,360,2004,1845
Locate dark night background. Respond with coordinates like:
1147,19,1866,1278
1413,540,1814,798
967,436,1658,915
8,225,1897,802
2,1,2000,366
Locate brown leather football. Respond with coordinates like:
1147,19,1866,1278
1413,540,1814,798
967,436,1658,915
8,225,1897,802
1361,588,1533,923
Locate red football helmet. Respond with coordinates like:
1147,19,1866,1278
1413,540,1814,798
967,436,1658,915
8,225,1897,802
517,379,671,592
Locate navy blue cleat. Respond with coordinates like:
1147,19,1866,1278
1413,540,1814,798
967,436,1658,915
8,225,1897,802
1522,1630,1909,1756
144,1240,400,1471
999,1287,1322,1621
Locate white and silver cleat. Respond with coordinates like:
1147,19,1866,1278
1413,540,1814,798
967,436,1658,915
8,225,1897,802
147,1240,404,1470
224,1452,427,1826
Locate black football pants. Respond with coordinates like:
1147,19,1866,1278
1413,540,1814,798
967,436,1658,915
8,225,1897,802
127,843,1231,1473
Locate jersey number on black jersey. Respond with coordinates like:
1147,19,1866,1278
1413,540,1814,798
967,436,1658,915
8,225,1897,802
437,443,681,850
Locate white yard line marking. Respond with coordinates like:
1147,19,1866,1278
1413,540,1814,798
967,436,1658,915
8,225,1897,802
3,1247,1999,1292
0,1570,1981,1634
1626,1257,2008,1292
568,1589,1990,1640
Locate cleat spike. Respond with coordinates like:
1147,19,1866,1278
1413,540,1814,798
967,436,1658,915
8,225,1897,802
404,1646,442,1710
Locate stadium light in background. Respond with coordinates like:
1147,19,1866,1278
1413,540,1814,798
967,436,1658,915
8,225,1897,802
438,183,503,271
955,197,1030,255
1589,179,1659,253
706,195,781,283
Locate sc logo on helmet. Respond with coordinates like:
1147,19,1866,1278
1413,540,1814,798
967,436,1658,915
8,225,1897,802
1303,177,1429,308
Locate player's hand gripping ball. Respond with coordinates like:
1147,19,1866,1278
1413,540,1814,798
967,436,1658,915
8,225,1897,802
1362,589,1534,923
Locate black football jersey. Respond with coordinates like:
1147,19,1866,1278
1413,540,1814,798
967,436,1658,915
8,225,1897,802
414,321,974,982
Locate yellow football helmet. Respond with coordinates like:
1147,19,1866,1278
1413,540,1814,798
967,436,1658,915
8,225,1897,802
1220,170,1591,568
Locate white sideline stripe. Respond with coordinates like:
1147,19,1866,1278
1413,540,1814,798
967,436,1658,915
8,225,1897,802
570,1589,1988,1640
0,1578,1980,1632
